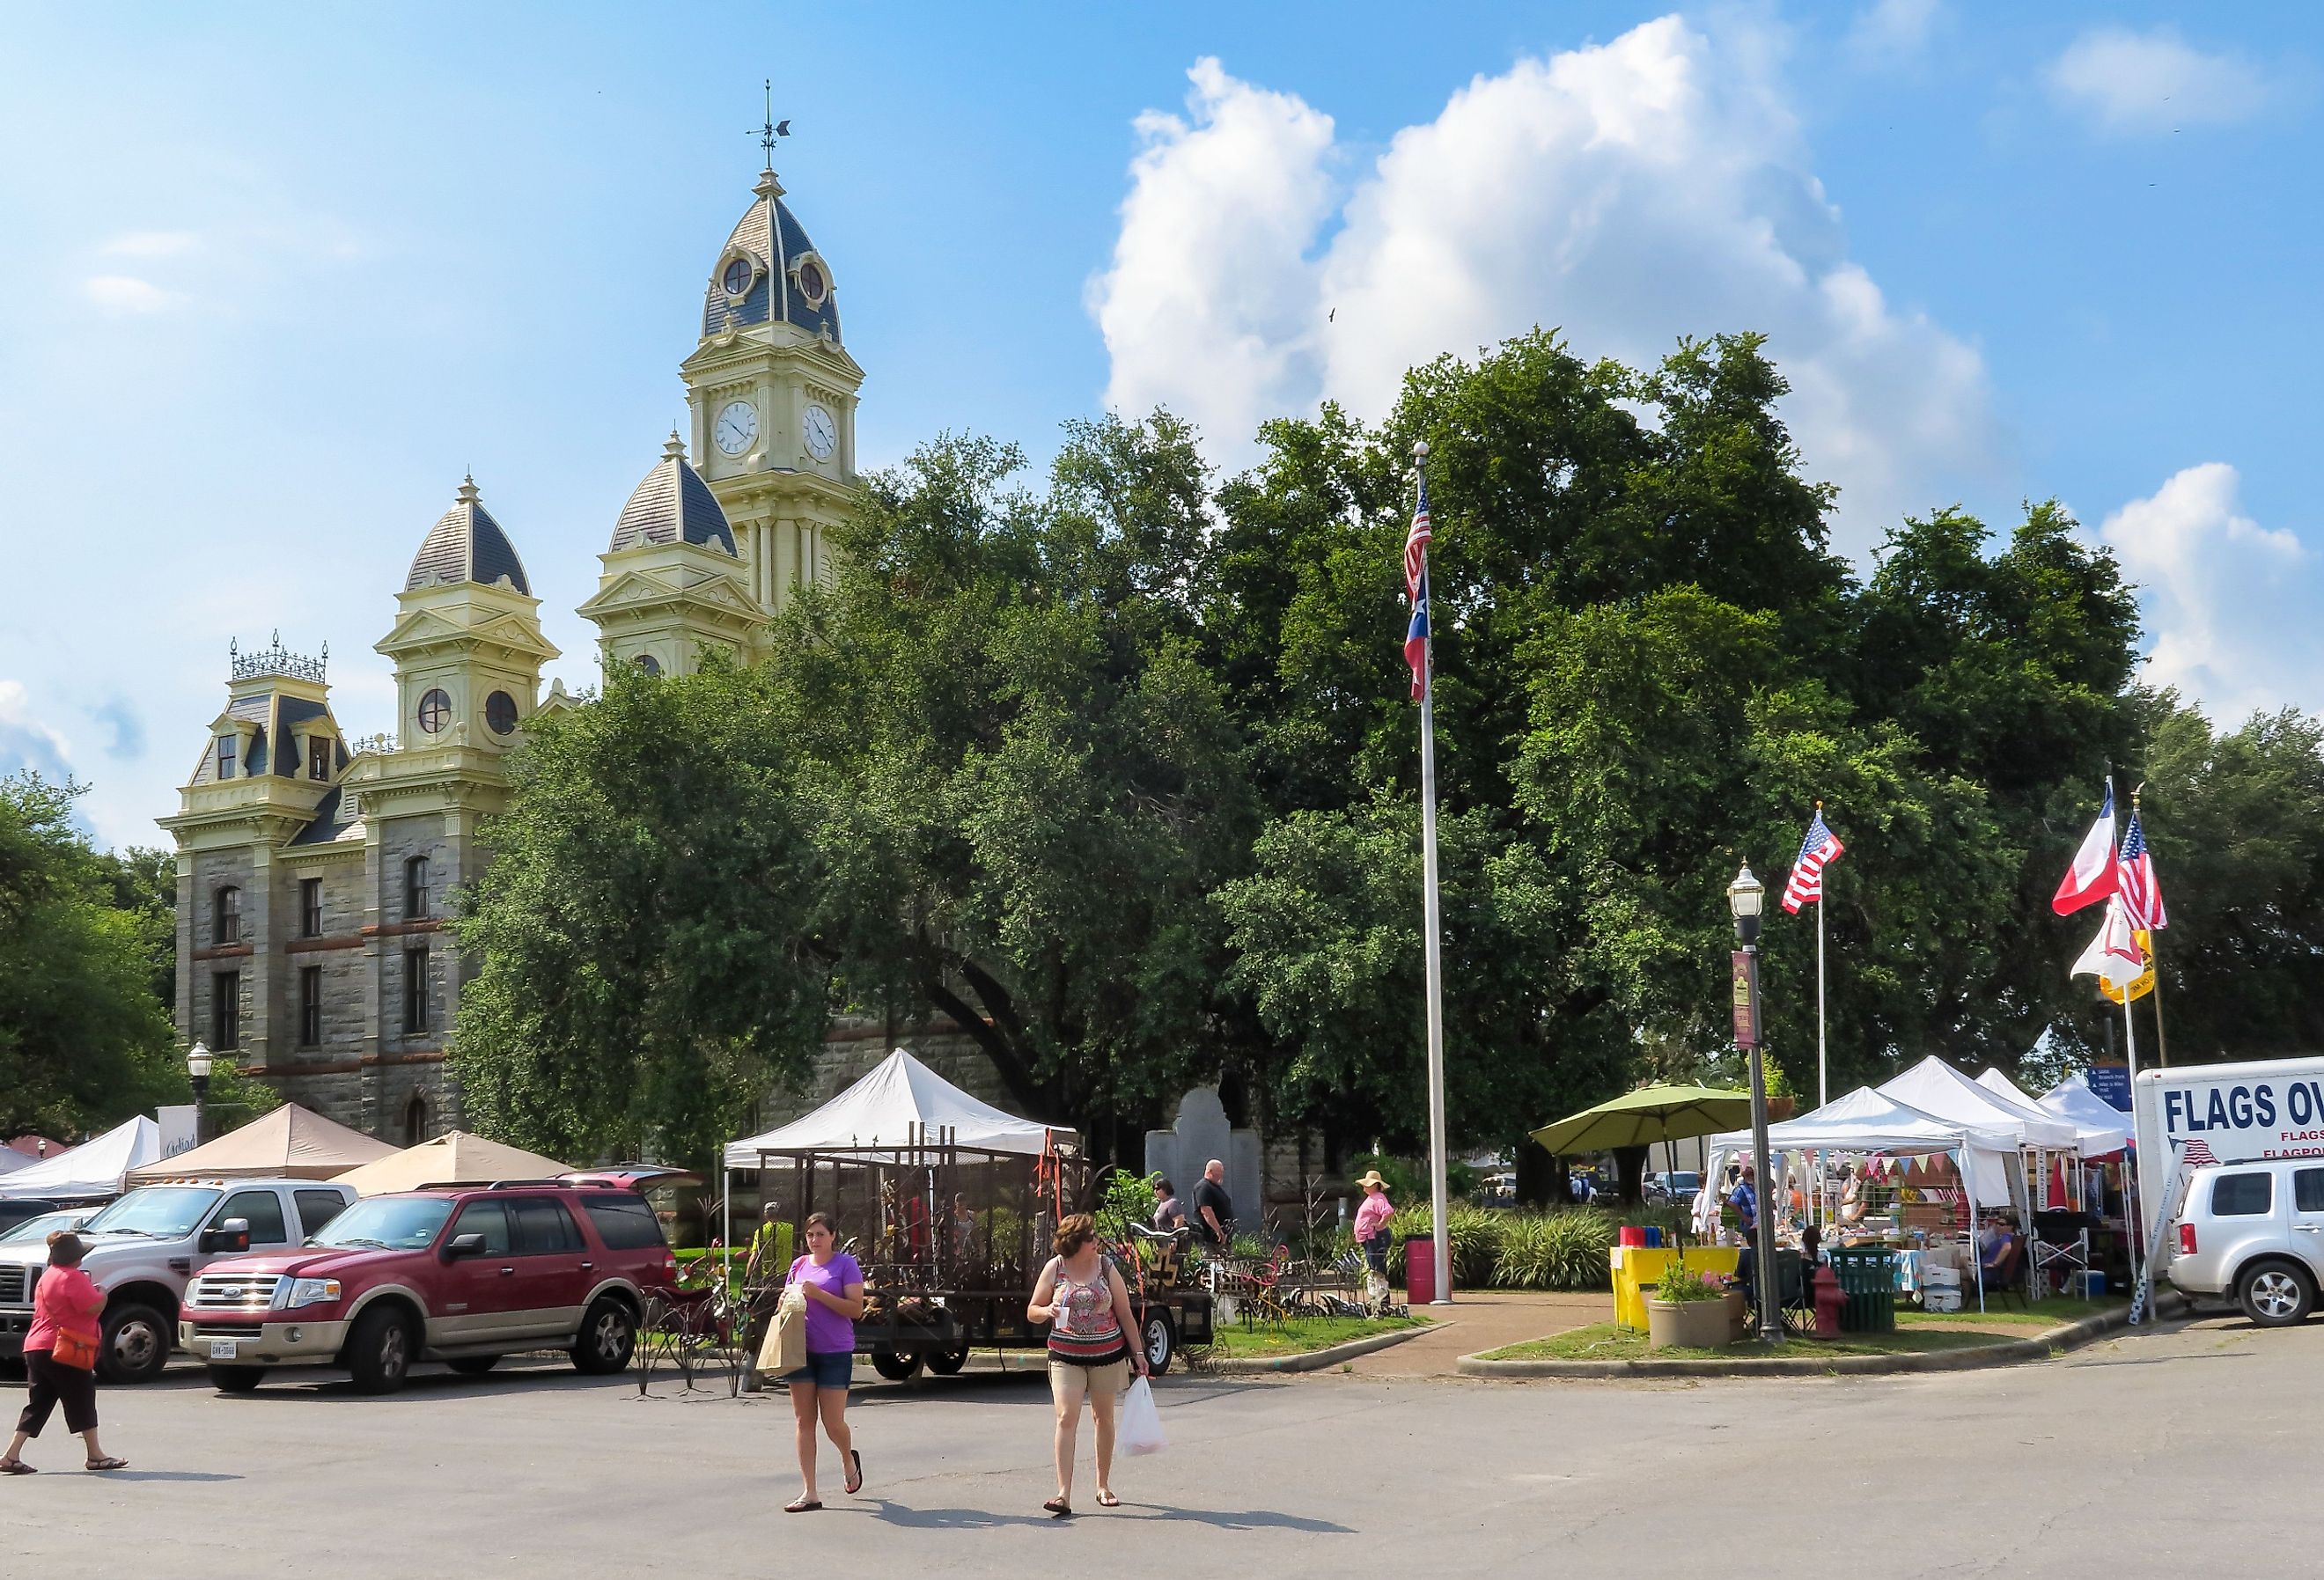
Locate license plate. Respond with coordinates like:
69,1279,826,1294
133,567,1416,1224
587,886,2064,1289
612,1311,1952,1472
209,1340,238,1360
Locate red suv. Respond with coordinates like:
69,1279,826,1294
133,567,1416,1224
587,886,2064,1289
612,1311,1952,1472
177,1182,679,1393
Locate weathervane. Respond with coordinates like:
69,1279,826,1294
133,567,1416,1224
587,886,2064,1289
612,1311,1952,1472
756,78,791,171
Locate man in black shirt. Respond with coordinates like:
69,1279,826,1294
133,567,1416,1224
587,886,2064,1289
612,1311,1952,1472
1192,1159,1235,1250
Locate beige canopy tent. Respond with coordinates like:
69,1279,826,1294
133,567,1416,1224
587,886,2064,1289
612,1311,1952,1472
334,1130,571,1196
125,1103,396,1183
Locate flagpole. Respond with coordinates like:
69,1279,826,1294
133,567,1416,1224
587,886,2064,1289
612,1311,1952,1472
1816,890,1828,1110
1414,440,1452,1309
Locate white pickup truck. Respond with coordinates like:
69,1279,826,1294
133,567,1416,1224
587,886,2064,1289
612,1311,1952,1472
0,1179,357,1383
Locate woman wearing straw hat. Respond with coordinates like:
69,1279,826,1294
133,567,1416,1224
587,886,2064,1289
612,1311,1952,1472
1353,1172,1395,1314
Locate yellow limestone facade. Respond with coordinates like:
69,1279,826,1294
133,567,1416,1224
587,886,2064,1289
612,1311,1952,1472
159,158,864,1138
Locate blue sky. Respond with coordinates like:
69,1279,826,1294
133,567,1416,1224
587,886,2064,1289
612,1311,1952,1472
4,3,2320,848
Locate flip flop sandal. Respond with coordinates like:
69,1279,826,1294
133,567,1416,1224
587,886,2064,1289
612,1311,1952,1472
0,1461,33,1475
1043,1498,1073,1519
784,1498,823,1514
85,1459,128,1472
844,1449,863,1495
1095,1491,1122,1508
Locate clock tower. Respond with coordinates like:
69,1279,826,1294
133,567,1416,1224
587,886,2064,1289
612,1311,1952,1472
682,159,864,620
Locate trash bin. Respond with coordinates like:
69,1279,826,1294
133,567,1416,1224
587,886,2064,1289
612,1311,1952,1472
1828,1247,1896,1333
1404,1236,1446,1304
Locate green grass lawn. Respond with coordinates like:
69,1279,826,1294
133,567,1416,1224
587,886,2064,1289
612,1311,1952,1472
1897,1295,2125,1328
1205,1315,1428,1357
1477,1320,2036,1363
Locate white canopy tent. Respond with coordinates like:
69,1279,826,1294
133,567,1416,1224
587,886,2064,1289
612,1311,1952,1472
0,1149,31,1177
1881,1055,2082,1152
0,1116,161,1199
2037,1072,2134,1157
723,1049,1066,1167
1703,1085,2025,1312
1974,1066,2041,1109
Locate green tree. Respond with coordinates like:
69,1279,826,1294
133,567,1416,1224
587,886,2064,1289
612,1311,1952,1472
0,775,180,1134
449,664,832,1164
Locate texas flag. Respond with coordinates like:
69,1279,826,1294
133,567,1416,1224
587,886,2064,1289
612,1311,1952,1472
2052,784,2118,915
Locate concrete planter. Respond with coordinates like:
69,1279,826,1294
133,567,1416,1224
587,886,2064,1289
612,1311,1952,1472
1647,1297,1732,1351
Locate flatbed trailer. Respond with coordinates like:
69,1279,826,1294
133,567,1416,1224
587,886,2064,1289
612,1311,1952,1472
741,1128,1213,1377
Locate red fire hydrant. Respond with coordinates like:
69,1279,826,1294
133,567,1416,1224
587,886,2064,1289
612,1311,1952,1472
1812,1264,1845,1338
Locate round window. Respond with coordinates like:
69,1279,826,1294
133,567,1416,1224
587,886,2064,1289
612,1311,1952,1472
723,258,753,296
485,690,518,735
416,688,452,734
634,653,662,676
797,259,827,304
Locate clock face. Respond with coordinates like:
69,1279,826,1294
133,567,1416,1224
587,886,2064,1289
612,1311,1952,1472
802,403,837,461
714,401,759,456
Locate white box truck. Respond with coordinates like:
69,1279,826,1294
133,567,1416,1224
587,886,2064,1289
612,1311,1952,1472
2133,1058,2324,1259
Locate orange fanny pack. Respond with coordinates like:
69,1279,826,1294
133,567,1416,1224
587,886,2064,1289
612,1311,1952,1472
50,1329,99,1371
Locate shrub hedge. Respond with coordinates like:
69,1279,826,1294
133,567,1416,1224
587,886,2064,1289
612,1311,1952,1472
1364,1203,1688,1291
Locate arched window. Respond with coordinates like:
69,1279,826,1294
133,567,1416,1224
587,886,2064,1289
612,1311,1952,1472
404,855,430,921
214,886,241,945
401,1091,429,1147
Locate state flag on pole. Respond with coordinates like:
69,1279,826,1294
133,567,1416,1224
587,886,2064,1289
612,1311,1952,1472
1402,470,1433,701
1781,806,1844,914
2051,783,2118,915
2114,805,2167,933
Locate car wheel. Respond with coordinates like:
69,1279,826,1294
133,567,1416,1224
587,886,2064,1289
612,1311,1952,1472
2238,1260,2313,1327
571,1297,636,1375
924,1343,971,1376
447,1356,501,1375
98,1301,173,1385
208,1365,265,1393
345,1304,416,1393
1142,1311,1176,1376
869,1349,920,1381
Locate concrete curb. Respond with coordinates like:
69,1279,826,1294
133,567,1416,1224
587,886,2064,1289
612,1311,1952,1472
1200,1321,1437,1375
1454,1293,2188,1379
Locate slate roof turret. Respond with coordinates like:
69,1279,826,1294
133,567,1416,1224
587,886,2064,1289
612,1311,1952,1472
609,433,739,557
702,167,842,343
406,475,533,595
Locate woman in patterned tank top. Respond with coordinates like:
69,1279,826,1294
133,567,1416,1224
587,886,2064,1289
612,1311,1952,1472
1027,1212,1148,1518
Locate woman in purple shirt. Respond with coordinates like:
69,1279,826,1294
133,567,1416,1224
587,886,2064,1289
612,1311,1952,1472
783,1212,866,1513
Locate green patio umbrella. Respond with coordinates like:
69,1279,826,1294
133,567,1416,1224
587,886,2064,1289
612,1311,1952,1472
1528,1084,1754,1156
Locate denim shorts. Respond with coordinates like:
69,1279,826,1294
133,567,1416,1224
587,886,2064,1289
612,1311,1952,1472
787,1350,854,1390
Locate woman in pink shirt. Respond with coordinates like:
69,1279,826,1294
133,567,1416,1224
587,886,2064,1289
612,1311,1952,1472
2,1231,124,1473
1353,1171,1395,1313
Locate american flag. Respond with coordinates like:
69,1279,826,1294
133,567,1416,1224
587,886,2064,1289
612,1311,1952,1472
1782,806,1845,914
2115,806,2167,933
2181,1137,2217,1168
1403,470,1433,700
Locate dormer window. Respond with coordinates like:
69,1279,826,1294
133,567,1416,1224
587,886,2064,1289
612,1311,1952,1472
722,256,754,297
307,735,332,782
215,886,241,945
217,735,237,781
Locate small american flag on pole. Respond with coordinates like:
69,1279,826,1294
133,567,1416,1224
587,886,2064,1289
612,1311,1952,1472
2115,805,2167,933
1782,805,1845,914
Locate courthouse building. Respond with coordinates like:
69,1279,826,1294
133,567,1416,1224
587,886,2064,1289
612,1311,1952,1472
158,158,865,1139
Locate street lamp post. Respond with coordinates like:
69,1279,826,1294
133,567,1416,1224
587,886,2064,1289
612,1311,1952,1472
187,1041,214,1147
1727,865,1783,1346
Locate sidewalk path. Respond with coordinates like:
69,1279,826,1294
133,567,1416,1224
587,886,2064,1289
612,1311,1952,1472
1338,1290,1612,1378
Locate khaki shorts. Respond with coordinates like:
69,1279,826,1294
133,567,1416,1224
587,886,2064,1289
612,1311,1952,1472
1048,1355,1129,1408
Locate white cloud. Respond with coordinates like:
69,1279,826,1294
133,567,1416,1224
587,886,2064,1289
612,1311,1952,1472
2048,26,2272,136
82,274,180,313
1090,18,1995,553
99,230,200,259
2100,463,2320,721
1848,0,1942,62
0,680,75,781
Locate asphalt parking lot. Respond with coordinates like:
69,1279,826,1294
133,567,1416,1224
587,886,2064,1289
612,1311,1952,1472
7,1306,2312,1578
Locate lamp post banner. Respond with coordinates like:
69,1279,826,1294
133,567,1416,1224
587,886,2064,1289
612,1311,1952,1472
1732,951,1761,1047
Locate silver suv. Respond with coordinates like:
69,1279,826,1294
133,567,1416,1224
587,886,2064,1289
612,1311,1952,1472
0,1179,357,1382
2166,1159,2324,1326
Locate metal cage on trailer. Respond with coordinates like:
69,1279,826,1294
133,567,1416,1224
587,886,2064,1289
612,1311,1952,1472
740,1123,1212,1378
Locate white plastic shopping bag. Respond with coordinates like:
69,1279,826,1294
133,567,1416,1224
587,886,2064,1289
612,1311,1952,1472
1119,1375,1167,1456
